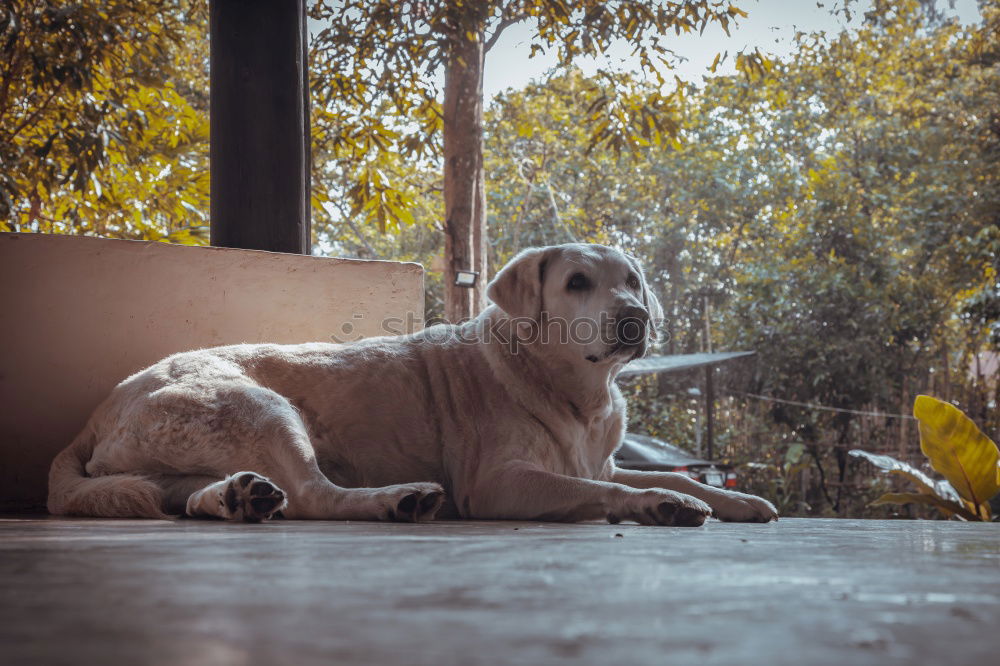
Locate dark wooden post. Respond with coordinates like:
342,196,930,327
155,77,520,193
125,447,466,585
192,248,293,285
210,0,311,254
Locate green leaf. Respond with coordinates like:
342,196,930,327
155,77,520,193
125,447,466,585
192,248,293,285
848,449,963,505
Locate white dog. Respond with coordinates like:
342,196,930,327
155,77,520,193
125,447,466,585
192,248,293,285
48,243,777,525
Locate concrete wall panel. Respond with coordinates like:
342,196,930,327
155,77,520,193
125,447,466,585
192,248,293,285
0,233,423,510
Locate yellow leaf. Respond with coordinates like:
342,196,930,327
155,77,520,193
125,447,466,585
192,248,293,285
870,493,979,521
913,395,999,514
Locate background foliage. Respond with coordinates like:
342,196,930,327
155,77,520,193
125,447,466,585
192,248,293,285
3,0,997,517
1,0,209,243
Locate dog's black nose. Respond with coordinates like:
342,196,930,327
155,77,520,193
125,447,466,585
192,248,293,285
615,305,649,346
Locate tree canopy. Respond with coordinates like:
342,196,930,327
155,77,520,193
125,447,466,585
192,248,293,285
0,0,209,243
308,0,764,319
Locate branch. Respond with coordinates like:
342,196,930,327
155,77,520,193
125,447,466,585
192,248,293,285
2,80,66,145
344,215,380,258
484,5,527,54
0,3,25,123
544,180,576,243
808,445,835,507
511,181,533,254
329,195,380,258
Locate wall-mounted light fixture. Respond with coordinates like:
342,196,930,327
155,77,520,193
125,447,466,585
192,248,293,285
454,270,479,288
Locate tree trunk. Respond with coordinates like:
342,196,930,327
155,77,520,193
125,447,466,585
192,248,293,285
442,29,487,323
941,340,950,403
898,374,909,460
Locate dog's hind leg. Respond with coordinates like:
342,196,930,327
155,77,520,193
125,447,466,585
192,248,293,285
144,473,285,522
236,445,444,522
181,472,288,522
258,417,444,521
207,389,445,522
158,463,443,523
123,383,444,522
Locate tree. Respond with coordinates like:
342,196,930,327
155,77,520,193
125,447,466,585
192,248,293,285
309,0,760,321
0,0,209,243
691,0,1000,512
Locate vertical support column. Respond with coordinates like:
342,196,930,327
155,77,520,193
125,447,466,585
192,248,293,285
210,0,311,254
703,294,714,460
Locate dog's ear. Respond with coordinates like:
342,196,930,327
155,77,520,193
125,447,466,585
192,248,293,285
625,254,665,340
487,247,555,321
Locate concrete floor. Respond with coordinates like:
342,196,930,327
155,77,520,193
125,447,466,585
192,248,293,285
1,517,997,666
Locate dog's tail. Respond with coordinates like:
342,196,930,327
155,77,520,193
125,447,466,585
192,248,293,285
47,424,167,519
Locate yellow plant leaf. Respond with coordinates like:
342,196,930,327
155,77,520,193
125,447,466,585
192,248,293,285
871,492,980,521
913,395,1000,511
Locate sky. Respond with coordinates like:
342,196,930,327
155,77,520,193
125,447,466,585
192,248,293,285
481,0,983,100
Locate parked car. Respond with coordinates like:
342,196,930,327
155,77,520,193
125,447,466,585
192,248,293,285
614,433,737,489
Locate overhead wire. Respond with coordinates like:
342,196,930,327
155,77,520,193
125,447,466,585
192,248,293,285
737,392,916,420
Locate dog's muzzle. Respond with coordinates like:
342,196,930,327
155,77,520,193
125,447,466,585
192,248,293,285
588,305,650,363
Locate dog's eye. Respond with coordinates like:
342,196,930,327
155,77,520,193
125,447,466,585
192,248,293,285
566,273,591,291
626,274,640,290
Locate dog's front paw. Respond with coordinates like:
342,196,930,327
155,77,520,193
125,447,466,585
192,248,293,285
712,491,778,523
378,482,445,522
610,489,712,527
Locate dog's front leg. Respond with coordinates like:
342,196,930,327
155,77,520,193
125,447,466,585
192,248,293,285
470,464,711,526
611,467,778,523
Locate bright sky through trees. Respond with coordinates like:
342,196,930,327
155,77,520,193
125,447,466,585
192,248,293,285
482,0,982,99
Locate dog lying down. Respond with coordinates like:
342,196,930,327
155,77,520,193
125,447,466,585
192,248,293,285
48,243,777,526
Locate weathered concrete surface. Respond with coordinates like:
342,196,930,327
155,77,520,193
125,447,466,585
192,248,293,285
1,517,997,665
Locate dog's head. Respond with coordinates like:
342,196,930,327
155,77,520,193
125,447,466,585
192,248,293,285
487,243,663,366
